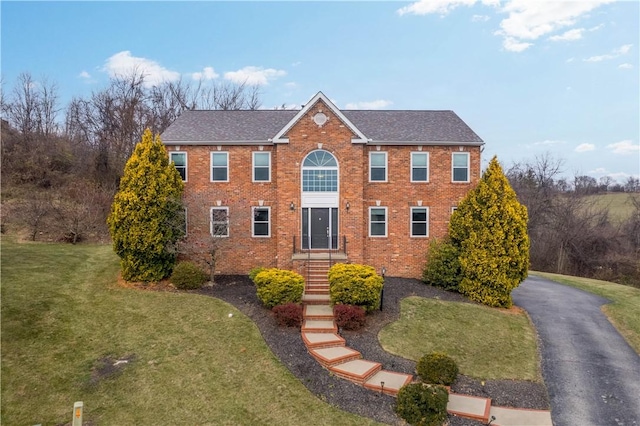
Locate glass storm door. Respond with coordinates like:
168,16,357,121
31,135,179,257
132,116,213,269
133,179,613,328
302,208,338,249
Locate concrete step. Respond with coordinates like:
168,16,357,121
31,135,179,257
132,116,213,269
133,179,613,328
329,359,382,385
309,346,362,368
488,406,553,426
363,370,414,397
303,304,333,320
302,294,331,304
302,319,337,333
305,288,330,295
447,393,492,423
301,332,345,349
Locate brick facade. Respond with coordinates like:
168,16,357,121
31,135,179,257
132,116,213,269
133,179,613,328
163,92,482,278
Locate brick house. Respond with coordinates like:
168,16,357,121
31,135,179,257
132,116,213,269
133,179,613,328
161,92,483,278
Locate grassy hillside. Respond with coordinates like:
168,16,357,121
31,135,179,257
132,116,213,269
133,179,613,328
1,239,379,425
585,192,639,223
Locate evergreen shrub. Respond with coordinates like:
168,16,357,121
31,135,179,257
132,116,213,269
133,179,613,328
422,237,461,291
170,261,208,290
249,266,266,282
416,352,459,386
328,263,383,312
395,383,449,426
254,268,304,309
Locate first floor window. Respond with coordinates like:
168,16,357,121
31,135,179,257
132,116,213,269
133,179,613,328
210,207,229,237
452,152,469,182
170,152,187,181
252,207,270,237
411,207,429,237
411,152,429,182
211,152,229,182
369,207,387,237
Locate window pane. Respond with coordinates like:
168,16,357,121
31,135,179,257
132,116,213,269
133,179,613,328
453,168,468,182
412,209,427,222
412,153,427,166
412,223,427,236
212,153,227,166
371,223,386,236
371,153,386,166
254,223,269,236
212,168,227,181
453,153,468,167
412,168,427,181
371,208,386,221
254,153,269,166
371,168,385,181
171,153,185,166
254,208,269,222
254,167,269,181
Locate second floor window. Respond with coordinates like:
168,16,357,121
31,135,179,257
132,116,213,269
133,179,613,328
370,152,387,182
211,152,229,182
452,153,469,182
253,152,270,182
170,152,187,181
411,152,428,182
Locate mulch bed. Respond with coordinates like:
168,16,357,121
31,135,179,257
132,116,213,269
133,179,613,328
196,276,549,425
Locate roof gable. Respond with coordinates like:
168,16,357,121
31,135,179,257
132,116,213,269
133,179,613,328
272,92,369,144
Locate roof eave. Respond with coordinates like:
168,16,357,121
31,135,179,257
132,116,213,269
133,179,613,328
163,140,274,146
367,140,485,146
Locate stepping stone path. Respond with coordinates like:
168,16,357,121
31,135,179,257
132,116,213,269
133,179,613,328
300,260,553,426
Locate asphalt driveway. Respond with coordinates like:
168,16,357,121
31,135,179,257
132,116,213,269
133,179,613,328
512,275,640,426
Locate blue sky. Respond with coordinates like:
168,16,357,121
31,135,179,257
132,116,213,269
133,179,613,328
2,1,638,182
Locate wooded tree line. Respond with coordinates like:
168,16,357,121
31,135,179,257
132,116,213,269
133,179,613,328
1,72,260,242
507,154,640,287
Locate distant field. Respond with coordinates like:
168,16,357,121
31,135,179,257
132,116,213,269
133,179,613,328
585,193,639,223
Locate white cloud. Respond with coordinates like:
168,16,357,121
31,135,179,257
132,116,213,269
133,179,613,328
575,143,596,152
224,66,286,86
584,44,633,62
549,28,584,42
503,37,532,52
589,167,607,174
192,66,219,81
566,57,575,63
589,23,604,32
397,0,477,16
78,70,91,79
618,63,634,69
534,140,565,146
607,140,639,155
103,51,180,87
345,100,393,110
472,14,490,22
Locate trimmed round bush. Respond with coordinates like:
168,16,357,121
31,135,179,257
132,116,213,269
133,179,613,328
333,304,366,330
254,268,304,309
272,303,303,327
422,237,461,291
395,383,449,426
328,263,384,312
416,352,459,386
249,266,266,282
170,261,208,290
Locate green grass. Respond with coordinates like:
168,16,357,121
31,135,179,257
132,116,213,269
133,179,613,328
378,297,540,381
530,271,640,354
1,239,379,425
585,193,639,223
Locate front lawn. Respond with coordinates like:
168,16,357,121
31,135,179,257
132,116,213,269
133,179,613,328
531,271,640,354
1,239,379,425
378,296,540,381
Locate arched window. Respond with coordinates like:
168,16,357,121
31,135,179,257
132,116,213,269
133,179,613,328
302,150,338,192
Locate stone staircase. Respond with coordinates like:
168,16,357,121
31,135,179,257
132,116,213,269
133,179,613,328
298,259,553,425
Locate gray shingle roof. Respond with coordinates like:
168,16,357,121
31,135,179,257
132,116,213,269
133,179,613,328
162,109,483,145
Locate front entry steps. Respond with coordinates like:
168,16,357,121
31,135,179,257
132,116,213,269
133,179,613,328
298,271,552,425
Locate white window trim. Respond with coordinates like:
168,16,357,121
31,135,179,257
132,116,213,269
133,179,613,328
210,207,229,237
410,152,429,183
452,152,470,183
252,152,271,183
369,152,388,183
252,206,271,238
369,206,388,237
170,151,187,182
451,206,458,214
210,152,229,182
410,206,429,238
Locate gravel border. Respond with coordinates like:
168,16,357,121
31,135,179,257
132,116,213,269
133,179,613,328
201,276,549,425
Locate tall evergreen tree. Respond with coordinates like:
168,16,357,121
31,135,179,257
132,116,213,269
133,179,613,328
449,156,529,308
107,129,184,282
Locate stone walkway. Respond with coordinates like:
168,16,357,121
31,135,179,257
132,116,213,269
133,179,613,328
301,262,553,425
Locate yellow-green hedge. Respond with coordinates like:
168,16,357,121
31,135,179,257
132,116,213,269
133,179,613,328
328,263,383,312
253,268,304,309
